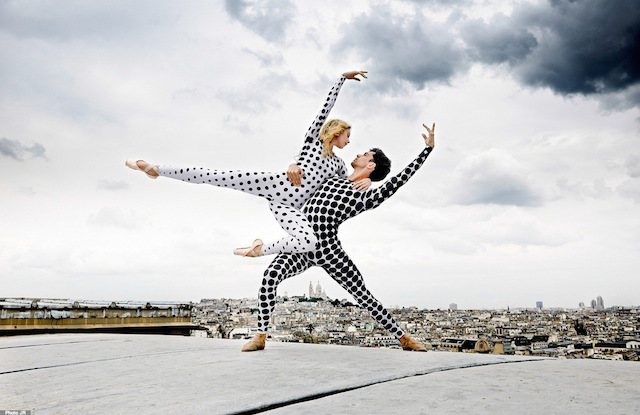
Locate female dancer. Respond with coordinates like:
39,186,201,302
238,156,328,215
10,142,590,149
126,70,370,257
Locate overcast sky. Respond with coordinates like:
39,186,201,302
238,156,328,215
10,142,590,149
1,0,638,309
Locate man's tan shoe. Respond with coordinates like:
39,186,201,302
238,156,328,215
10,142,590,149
241,334,266,352
399,335,428,352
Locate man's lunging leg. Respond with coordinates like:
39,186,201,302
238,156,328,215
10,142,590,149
321,248,427,351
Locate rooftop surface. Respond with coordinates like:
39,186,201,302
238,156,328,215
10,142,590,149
1,333,638,414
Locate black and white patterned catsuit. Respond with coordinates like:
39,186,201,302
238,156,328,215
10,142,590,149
156,77,349,255
257,146,434,339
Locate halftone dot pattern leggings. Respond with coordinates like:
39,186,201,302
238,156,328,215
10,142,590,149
256,249,405,339
156,166,318,255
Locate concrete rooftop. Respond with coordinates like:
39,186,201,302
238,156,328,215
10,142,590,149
1,333,638,414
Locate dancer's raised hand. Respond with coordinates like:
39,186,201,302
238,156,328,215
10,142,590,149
422,123,435,149
342,70,368,81
287,163,305,186
352,178,371,191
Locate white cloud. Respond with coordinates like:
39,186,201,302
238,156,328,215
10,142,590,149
0,137,46,160
87,207,145,230
98,180,129,191
624,154,640,178
449,148,545,207
617,179,640,203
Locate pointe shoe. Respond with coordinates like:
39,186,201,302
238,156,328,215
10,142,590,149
241,334,266,352
399,335,428,352
125,159,159,179
233,239,263,257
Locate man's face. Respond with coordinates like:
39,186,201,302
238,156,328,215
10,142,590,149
351,151,375,168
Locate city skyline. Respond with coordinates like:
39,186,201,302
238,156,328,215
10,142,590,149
1,0,639,309
3,290,632,311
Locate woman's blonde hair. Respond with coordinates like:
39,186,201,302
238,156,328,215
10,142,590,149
319,119,351,158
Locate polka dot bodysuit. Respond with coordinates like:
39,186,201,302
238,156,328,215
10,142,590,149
156,77,349,255
257,146,434,339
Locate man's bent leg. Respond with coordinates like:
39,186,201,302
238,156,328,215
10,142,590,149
242,253,311,352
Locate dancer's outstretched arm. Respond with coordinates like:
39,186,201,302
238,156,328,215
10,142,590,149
289,71,368,186
293,75,347,168
363,123,435,210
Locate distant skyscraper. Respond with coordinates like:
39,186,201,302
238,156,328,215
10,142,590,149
449,303,457,311
596,295,604,311
536,301,543,310
308,281,314,298
591,299,597,309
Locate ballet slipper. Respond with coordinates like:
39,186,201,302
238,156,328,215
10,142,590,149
241,333,266,352
125,159,159,179
233,239,263,257
399,335,428,352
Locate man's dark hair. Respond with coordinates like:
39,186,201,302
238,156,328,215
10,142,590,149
369,147,391,182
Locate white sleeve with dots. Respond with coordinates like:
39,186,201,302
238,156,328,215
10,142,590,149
295,76,347,163
364,146,433,210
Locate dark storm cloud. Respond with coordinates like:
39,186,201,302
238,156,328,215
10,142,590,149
0,137,46,161
404,0,472,5
513,0,639,95
461,14,538,65
334,0,639,107
463,0,640,104
332,6,469,93
224,0,295,43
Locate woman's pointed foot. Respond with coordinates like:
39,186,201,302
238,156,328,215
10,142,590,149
399,335,428,352
233,239,263,257
125,159,159,179
241,334,266,352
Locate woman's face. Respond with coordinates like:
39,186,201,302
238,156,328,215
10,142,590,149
332,129,351,149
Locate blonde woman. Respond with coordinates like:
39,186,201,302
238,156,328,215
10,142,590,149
126,71,370,257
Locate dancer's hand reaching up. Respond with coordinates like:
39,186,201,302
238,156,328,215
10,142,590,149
342,70,368,81
422,123,435,149
352,178,371,191
287,163,304,186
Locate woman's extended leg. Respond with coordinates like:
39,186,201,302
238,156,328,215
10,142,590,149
128,161,319,255
157,165,320,255
156,165,295,203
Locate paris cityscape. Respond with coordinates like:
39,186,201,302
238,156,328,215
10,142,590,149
2,281,638,361
192,281,639,361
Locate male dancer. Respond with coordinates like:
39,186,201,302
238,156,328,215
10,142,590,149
242,123,436,352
